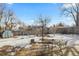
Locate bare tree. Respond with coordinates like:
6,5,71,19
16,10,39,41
4,9,16,30
0,3,16,31
0,4,6,32
62,3,79,27
0,4,5,21
35,15,51,40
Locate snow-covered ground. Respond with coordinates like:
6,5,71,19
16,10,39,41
0,35,42,47
0,34,79,47
48,34,79,47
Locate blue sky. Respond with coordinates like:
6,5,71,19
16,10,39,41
7,3,75,26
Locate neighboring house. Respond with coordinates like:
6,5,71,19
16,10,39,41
13,30,28,36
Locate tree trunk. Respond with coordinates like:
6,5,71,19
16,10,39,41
76,12,79,27
42,26,44,41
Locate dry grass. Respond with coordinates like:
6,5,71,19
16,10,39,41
0,39,79,56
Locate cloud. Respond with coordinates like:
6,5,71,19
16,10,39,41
7,3,13,5
60,16,75,26
6,3,14,8
62,3,76,8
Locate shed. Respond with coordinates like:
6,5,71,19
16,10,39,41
2,30,13,38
